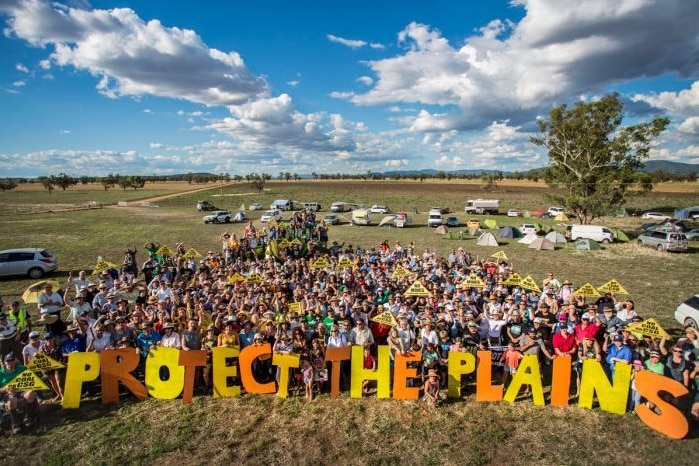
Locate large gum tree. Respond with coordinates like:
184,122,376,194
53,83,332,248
531,93,669,224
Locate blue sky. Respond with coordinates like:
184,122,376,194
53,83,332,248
0,0,697,177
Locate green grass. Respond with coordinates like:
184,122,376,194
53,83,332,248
0,180,698,463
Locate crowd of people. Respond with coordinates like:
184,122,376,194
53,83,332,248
1,218,698,434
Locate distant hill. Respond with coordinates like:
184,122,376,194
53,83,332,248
641,160,699,174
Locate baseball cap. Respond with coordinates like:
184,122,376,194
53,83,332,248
29,331,40,339
613,334,624,342
4,353,17,362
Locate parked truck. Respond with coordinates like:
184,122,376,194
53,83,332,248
464,199,500,214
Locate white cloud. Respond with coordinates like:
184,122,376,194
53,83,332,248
351,1,699,131
38,59,51,69
286,80,299,87
327,33,367,49
356,76,373,86
15,63,28,73
59,129,71,135
329,91,354,99
384,159,409,167
12,80,25,86
1,0,268,106
632,81,699,119
208,94,357,154
678,116,699,135
369,43,384,50
143,108,153,114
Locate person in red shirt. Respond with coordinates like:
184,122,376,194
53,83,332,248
574,315,599,344
552,326,577,358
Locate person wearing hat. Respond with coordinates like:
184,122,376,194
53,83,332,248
0,311,22,361
64,285,93,324
38,282,64,317
38,332,64,402
7,300,31,345
217,319,239,349
61,323,87,358
135,322,161,375
1,352,40,432
604,333,632,380
87,322,114,353
21,331,42,365
644,350,665,376
423,368,442,406
92,282,110,311
159,322,182,349
552,324,577,360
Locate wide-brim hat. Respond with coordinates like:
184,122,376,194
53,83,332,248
162,322,176,330
427,369,439,377
39,313,59,325
65,324,80,332
147,296,158,304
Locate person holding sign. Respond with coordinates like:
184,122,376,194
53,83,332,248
0,353,39,432
39,333,64,402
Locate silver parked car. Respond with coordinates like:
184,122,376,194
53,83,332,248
637,230,688,252
0,248,59,278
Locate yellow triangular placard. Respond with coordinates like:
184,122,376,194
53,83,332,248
246,273,264,284
156,245,175,257
181,248,201,260
290,238,302,246
0,369,50,391
391,265,412,279
267,218,278,227
597,279,629,295
520,275,542,293
491,250,508,260
404,281,432,297
503,272,523,286
227,273,246,284
370,311,398,327
460,273,486,289
92,259,116,275
310,257,331,269
27,353,65,372
336,257,354,269
279,239,291,248
625,318,670,339
573,282,601,298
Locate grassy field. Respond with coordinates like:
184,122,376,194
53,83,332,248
0,180,697,461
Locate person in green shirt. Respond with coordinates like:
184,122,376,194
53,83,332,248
1,353,39,432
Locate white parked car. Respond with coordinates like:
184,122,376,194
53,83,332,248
203,210,232,224
547,207,565,217
260,209,283,223
507,209,520,217
249,202,262,211
675,294,699,329
641,212,671,221
370,205,390,214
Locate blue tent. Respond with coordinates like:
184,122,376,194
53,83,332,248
498,226,522,238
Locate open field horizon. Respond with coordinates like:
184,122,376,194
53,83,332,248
0,180,697,463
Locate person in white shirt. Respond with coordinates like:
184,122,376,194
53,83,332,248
88,324,114,353
22,331,41,364
351,319,374,348
159,322,181,349
38,283,63,316
68,271,90,293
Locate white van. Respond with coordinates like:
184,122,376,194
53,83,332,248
566,225,614,244
428,212,443,227
270,199,294,211
351,209,372,225
303,202,322,212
